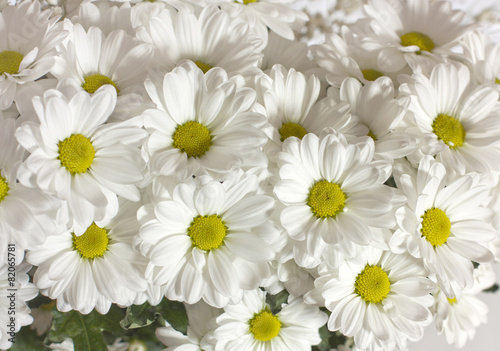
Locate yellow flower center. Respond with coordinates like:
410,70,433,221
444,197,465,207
188,214,227,251
243,0,257,3
361,69,384,82
495,78,500,85
73,223,109,259
82,73,119,94
279,122,308,142
421,208,451,247
249,309,281,341
0,51,24,75
58,134,96,174
447,297,457,304
172,121,212,158
307,180,346,218
0,175,9,202
195,61,212,74
367,130,377,141
432,114,465,149
355,265,391,304
400,32,435,53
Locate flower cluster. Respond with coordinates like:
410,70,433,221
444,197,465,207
1,0,500,350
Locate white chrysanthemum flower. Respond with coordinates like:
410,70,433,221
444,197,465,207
255,64,364,162
274,131,400,268
214,288,327,350
355,0,475,72
312,28,409,88
218,0,308,43
138,172,278,308
26,198,148,314
156,300,222,351
391,156,496,299
0,117,63,265
70,0,135,36
327,76,414,177
432,266,492,348
135,5,263,78
400,62,500,176
458,29,500,89
305,247,434,351
50,23,154,121
261,32,317,73
0,263,38,349
142,65,267,181
16,85,146,234
0,0,67,109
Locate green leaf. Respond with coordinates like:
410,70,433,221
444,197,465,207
266,289,290,314
121,299,188,335
9,326,50,351
312,325,331,351
155,298,188,335
483,283,499,293
312,325,347,351
48,305,125,351
120,302,157,329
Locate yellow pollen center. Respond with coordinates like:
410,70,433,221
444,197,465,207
72,223,109,259
194,61,213,74
249,309,281,341
188,214,227,251
367,130,377,141
82,73,119,94
0,51,24,75
362,69,384,82
307,180,346,218
432,114,465,149
400,32,435,53
447,297,457,304
243,0,257,3
496,78,500,85
58,134,96,174
172,121,212,158
355,265,391,304
0,176,9,202
421,208,451,247
279,122,308,142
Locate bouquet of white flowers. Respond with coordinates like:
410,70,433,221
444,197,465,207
1,0,500,350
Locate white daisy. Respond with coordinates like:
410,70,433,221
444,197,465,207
135,5,263,79
142,65,268,181
0,117,63,265
273,131,400,268
0,0,67,109
390,155,496,299
70,0,135,36
327,76,414,178
400,62,500,177
304,247,434,351
260,31,317,73
26,198,148,314
138,172,278,308
255,64,364,163
432,265,493,348
50,23,154,121
214,288,327,351
156,300,222,351
311,28,409,88
355,0,475,72
457,29,500,89
218,0,308,43
0,262,38,349
15,85,146,233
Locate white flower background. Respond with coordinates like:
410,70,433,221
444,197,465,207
2,0,500,350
